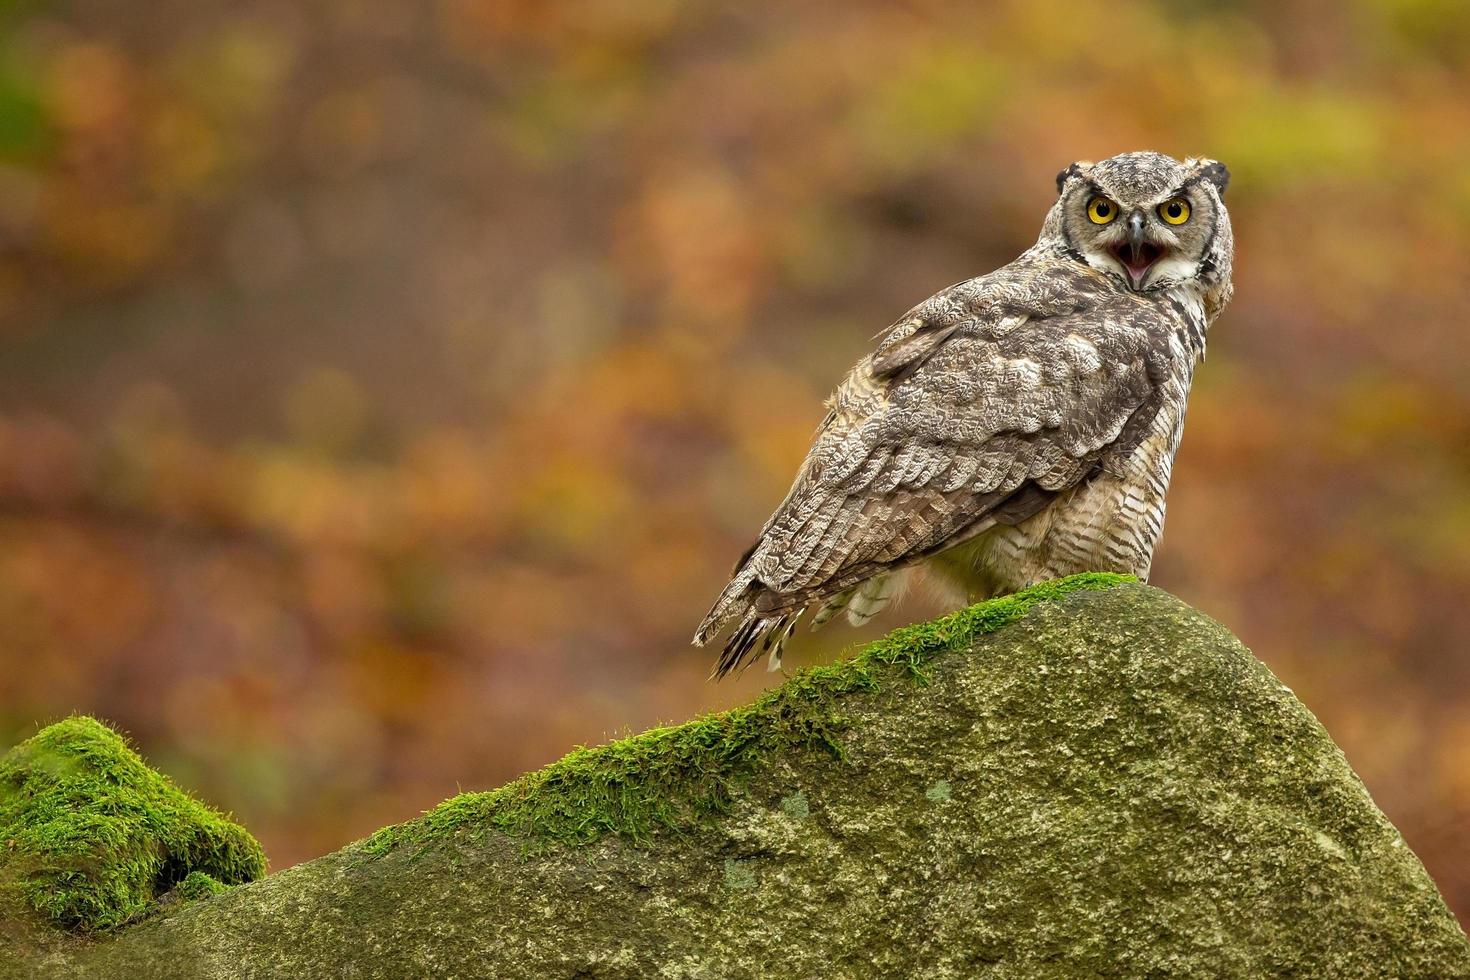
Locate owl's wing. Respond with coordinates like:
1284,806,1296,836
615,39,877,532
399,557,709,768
695,260,1181,676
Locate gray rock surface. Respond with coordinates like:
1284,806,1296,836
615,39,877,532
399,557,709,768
8,580,1469,978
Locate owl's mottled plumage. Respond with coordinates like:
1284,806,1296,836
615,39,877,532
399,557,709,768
694,151,1234,677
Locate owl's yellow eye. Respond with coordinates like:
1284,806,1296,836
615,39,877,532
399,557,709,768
1087,197,1117,224
1158,198,1190,225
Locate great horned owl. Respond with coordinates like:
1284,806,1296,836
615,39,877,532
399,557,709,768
695,150,1234,677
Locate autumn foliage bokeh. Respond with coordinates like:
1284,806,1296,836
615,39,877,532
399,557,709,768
2,0,1469,919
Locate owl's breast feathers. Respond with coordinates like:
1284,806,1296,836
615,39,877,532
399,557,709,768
695,254,1204,676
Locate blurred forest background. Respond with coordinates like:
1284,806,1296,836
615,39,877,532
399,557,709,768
1,0,1469,919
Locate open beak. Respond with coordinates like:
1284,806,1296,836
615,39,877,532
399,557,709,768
1111,211,1163,289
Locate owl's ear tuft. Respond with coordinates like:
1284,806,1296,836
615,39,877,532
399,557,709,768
1055,162,1088,195
1197,160,1230,196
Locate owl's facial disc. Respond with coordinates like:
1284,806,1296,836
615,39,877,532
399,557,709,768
1053,153,1229,298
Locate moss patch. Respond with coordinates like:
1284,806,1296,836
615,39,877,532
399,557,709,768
363,572,1131,857
0,716,266,932
169,871,229,903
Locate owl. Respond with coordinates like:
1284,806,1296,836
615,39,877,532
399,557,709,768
694,150,1234,678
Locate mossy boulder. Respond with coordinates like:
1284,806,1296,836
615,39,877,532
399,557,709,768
0,716,265,935
5,578,1469,978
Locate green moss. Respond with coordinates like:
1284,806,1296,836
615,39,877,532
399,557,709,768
170,871,228,903
0,716,266,932
363,572,1132,857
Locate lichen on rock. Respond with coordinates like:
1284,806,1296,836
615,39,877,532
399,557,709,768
0,716,265,932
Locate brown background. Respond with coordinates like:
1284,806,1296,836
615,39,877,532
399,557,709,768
2,0,1469,921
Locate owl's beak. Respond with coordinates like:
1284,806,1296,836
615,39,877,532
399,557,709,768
1127,211,1146,250
1113,211,1162,289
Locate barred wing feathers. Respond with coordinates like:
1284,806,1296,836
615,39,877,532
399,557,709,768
695,260,1179,676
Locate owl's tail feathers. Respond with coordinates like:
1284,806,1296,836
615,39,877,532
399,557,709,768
710,609,804,680
694,571,805,679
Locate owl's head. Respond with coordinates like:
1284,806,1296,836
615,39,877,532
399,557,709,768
1044,151,1233,304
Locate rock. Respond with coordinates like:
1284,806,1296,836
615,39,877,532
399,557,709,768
5,576,1467,978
